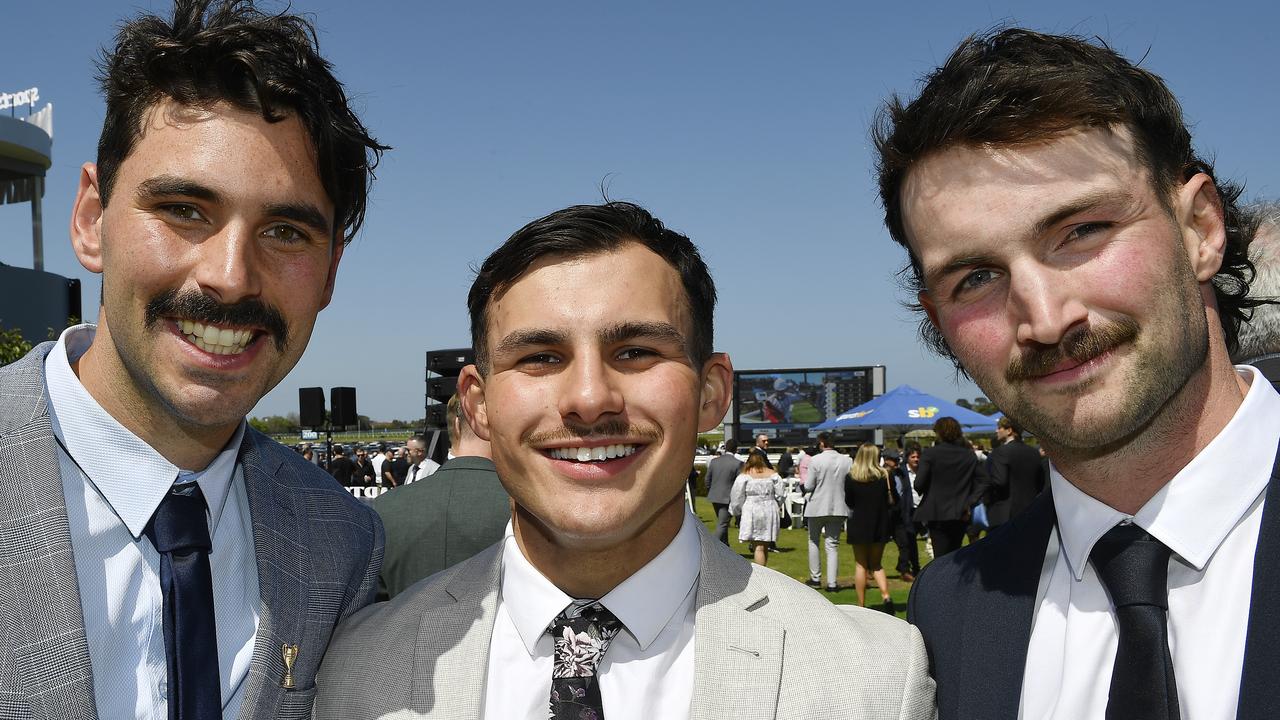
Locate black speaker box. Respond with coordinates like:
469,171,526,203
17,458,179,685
425,403,447,428
425,348,475,376
299,387,325,428
330,386,357,427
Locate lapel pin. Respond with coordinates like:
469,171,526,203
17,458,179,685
281,643,300,689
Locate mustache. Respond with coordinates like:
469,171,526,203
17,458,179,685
1005,317,1139,381
526,419,663,446
144,289,289,352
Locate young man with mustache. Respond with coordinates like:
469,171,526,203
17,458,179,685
0,1,386,718
875,28,1280,720
313,202,936,719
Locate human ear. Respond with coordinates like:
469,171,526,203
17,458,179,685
458,364,491,441
70,163,105,273
697,352,734,432
1176,173,1228,282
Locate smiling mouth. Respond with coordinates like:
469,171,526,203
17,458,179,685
174,319,258,355
544,444,641,463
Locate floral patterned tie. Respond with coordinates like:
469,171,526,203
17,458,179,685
548,599,623,720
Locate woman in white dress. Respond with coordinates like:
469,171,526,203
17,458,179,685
729,450,784,566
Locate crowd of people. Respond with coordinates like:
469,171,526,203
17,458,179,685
4,1,1280,718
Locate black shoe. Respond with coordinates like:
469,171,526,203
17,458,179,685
825,585,839,593
805,578,822,588
881,598,896,614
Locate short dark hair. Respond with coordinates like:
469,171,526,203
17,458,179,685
95,0,387,244
723,438,738,454
997,415,1023,438
874,27,1262,363
816,432,833,449
933,416,963,444
468,202,716,372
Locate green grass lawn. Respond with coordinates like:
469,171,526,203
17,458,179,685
691,500,929,619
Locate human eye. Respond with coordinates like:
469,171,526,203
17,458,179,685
159,203,206,222
1062,222,1112,245
954,267,1001,296
617,346,659,362
263,223,309,244
517,352,561,368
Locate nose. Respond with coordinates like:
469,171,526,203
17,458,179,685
191,222,261,304
1009,261,1088,346
556,351,624,427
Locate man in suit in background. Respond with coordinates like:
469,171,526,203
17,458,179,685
979,417,1047,529
0,2,386,718
888,450,919,581
911,417,986,558
315,201,936,719
1232,200,1280,390
749,433,775,468
876,28,1280,719
803,432,850,591
374,393,510,600
403,434,442,484
704,438,744,545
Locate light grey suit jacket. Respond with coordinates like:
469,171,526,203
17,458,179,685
314,522,937,719
804,449,852,518
0,343,385,720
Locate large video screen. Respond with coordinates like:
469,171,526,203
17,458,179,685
733,366,883,447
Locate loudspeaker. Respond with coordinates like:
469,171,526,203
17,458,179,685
425,403,447,428
426,348,474,375
299,387,325,428
426,375,458,403
330,386,357,428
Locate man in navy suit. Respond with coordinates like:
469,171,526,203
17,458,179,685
978,417,1046,528
875,27,1280,720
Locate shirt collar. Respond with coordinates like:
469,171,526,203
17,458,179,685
44,324,246,540
1053,364,1280,580
500,510,701,656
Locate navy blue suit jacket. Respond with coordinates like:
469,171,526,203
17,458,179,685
908,443,1280,720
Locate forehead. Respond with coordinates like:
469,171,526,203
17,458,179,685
120,100,332,216
485,244,689,348
899,128,1149,265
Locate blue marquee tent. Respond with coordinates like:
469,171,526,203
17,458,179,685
811,384,1000,431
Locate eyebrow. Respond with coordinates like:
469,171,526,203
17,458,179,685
135,174,333,237
491,321,688,358
923,188,1130,291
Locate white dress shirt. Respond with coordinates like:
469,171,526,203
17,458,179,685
1020,365,1280,720
404,458,441,484
482,511,700,720
45,325,260,720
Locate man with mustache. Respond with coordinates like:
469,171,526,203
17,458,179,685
0,1,386,718
875,28,1280,720
313,202,936,719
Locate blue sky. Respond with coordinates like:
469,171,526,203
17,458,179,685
3,0,1277,421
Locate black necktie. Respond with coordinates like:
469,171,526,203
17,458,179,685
548,600,623,720
1090,523,1181,720
144,481,221,720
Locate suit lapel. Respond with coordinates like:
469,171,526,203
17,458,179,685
0,347,97,719
956,490,1055,719
690,527,784,720
1236,439,1280,720
236,433,308,720
410,546,502,718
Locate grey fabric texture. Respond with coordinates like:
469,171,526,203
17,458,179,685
0,342,384,720
704,452,743,504
373,456,510,600
804,450,852,518
315,519,937,720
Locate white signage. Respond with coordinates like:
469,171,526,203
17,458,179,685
0,87,39,111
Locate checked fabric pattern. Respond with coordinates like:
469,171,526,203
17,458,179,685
547,600,623,720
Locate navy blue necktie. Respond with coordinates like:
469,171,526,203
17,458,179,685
144,481,221,720
1091,523,1181,720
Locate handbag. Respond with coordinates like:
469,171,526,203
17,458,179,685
778,495,792,529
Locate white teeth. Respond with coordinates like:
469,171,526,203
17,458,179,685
177,319,254,353
193,321,205,337
182,320,193,334
550,445,639,462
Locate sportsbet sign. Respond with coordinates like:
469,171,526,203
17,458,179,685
0,87,40,111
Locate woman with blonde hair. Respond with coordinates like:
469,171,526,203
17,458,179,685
729,450,784,566
844,443,896,612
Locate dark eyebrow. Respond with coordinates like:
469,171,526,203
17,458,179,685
264,202,333,237
923,188,1129,291
135,175,221,203
491,328,569,359
599,321,687,350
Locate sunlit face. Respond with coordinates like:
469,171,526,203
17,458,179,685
900,127,1219,451
907,451,919,471
406,439,427,464
462,243,731,552
72,100,340,433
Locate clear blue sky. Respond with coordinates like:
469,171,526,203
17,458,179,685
3,0,1277,421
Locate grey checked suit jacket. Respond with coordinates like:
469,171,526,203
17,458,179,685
0,343,385,720
314,521,937,719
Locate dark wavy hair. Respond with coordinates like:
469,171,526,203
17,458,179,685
468,201,716,373
874,27,1263,365
95,0,387,244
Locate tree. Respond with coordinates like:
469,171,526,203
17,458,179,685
0,325,34,366
955,398,973,410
